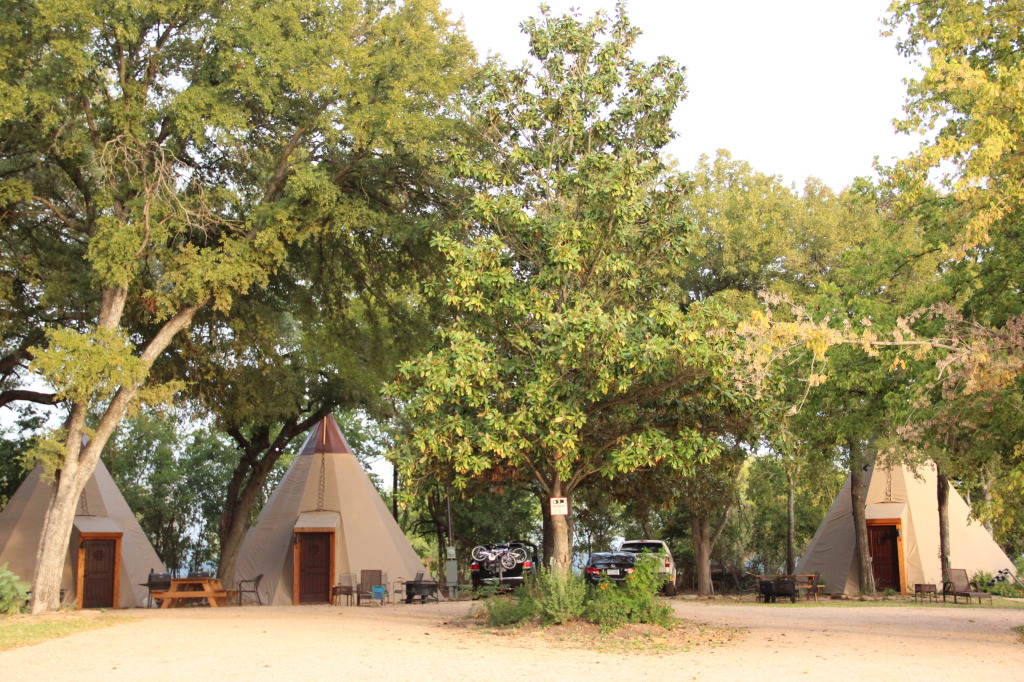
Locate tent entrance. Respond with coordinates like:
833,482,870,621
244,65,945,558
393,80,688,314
867,520,904,594
77,533,121,609
293,530,335,604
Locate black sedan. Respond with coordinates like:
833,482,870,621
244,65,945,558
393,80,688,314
584,551,637,585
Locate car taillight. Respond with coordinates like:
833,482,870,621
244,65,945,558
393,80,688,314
471,562,479,570
665,560,670,568
626,567,635,573
523,561,533,569
585,566,600,575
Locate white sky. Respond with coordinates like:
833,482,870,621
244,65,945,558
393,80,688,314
440,0,924,191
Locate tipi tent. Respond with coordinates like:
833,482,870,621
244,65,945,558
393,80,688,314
0,459,166,609
234,415,430,605
796,461,1014,595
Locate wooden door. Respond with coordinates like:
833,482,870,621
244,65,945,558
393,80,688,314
868,525,901,591
81,539,116,608
297,533,332,603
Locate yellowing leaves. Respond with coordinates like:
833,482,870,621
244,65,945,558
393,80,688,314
30,326,147,405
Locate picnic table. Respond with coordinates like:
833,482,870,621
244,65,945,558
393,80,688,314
152,577,230,608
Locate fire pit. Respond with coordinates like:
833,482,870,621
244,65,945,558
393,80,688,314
404,580,439,604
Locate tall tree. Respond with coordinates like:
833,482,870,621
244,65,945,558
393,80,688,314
0,0,473,612
390,4,747,571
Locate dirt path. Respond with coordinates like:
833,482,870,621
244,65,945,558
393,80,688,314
1,599,1021,681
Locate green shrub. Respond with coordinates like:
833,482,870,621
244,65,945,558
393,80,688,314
472,560,676,633
977,569,1024,598
0,564,29,615
585,582,632,632
481,588,538,627
584,557,676,632
534,568,587,625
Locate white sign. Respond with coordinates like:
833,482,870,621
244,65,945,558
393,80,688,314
549,497,568,516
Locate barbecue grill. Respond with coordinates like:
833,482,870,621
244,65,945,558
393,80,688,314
140,570,172,607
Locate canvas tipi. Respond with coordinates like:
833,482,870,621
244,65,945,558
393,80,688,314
796,461,1014,595
0,459,166,609
234,415,430,605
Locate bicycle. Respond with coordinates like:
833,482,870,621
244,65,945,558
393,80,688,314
472,544,529,570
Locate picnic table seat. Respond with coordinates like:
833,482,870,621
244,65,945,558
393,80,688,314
797,572,822,602
943,568,993,604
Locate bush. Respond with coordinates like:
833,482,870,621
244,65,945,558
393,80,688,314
481,588,538,627
978,568,1024,598
585,556,676,632
0,563,29,615
533,568,587,625
585,582,632,632
471,560,676,633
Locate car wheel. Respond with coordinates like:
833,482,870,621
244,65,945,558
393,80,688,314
663,580,677,596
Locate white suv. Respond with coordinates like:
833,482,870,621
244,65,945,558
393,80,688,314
619,540,677,596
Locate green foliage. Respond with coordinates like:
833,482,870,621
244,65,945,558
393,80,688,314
0,564,28,615
0,416,43,510
740,455,844,574
105,410,238,573
481,588,539,627
975,569,1024,599
390,1,755,571
478,557,675,632
532,568,588,625
585,555,675,632
887,0,1024,249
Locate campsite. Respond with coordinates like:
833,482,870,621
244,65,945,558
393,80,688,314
1,3,1024,680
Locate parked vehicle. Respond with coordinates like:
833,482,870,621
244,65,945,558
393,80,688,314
584,551,637,585
619,539,677,596
470,540,538,593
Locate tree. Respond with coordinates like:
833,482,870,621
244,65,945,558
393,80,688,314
105,410,237,573
887,0,1024,252
0,414,45,510
0,0,473,613
390,4,746,571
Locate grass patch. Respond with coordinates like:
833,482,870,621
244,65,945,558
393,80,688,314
1013,625,1024,644
0,612,128,651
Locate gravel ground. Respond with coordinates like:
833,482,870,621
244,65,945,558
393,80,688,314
1,597,1021,681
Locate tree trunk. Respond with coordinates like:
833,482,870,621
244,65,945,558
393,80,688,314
786,470,796,575
979,464,995,534
31,454,89,611
392,465,399,520
849,438,875,595
31,298,200,613
692,515,713,596
218,410,331,586
539,490,554,566
937,463,951,585
547,481,573,573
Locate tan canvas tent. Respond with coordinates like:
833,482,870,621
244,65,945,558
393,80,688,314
796,461,1014,595
0,459,166,609
234,415,430,605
